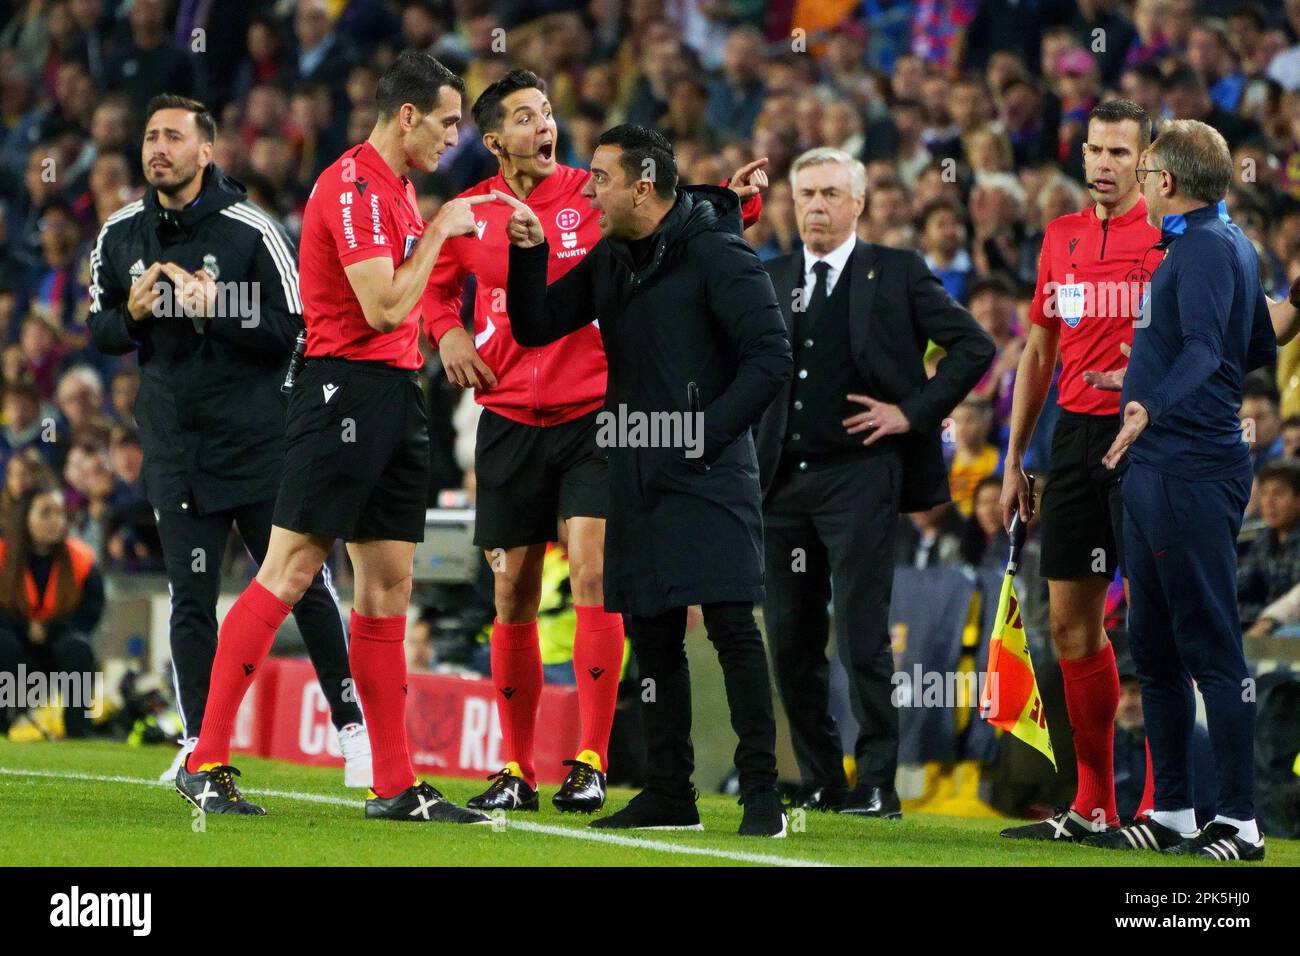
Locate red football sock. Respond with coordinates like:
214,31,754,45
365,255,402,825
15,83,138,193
189,579,291,770
1061,642,1121,827
1136,736,1156,819
572,605,624,771
349,611,415,799
490,619,542,785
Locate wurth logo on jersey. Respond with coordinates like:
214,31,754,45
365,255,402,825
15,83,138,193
369,193,386,245
340,198,356,249
561,230,578,249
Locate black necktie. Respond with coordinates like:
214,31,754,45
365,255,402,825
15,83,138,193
799,260,830,342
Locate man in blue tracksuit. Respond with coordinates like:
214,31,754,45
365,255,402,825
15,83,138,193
1088,119,1275,861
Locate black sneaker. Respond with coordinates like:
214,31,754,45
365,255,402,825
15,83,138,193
366,781,491,824
553,759,607,813
175,762,266,815
466,767,539,812
1001,808,1108,841
738,788,788,838
589,789,703,830
1165,822,1265,861
1079,815,1190,852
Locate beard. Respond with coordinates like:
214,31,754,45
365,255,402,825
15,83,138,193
149,162,199,197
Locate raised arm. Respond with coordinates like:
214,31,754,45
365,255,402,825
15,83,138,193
344,194,498,334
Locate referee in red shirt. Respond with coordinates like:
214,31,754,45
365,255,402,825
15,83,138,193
174,52,495,821
999,100,1164,841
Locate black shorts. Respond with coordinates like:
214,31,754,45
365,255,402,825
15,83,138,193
473,407,608,549
273,358,430,543
1038,409,1126,580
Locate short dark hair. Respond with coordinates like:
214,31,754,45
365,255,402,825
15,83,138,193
1243,370,1281,406
1163,64,1206,94
1258,458,1300,494
1283,414,1300,430
1088,99,1152,150
1124,62,1165,88
917,197,963,231
965,270,1018,302
472,69,547,134
1227,3,1266,30
596,124,677,199
375,51,465,119
145,94,217,142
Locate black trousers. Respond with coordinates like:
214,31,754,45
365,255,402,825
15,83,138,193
0,624,96,738
762,451,901,790
628,602,778,797
156,498,362,737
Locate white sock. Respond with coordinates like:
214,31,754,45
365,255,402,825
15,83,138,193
1214,815,1261,844
1150,808,1198,836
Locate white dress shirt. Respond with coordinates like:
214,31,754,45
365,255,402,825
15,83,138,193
801,232,858,298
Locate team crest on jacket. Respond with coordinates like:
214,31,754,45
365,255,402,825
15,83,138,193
556,208,581,230
202,253,220,280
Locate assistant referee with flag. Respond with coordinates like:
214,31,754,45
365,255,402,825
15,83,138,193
1088,119,1275,861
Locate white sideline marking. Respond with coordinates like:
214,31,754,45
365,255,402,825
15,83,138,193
0,766,833,868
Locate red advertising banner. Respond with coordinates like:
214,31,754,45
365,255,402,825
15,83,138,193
245,658,582,785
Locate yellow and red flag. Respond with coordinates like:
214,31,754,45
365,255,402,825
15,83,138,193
979,506,1056,769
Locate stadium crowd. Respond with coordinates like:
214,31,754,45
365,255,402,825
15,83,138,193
2,0,1300,764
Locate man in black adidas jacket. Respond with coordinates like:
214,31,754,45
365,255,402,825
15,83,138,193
87,95,368,784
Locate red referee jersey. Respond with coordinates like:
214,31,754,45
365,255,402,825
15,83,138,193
423,164,763,427
299,142,426,370
1029,196,1164,415
424,164,605,425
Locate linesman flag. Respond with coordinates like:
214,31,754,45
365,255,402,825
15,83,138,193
979,499,1056,769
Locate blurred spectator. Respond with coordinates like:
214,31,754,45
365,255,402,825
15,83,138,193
1241,371,1284,472
1188,17,1246,112
108,367,137,428
17,201,89,346
0,481,103,738
965,272,1024,429
959,474,1008,567
1266,0,1300,91
0,445,55,518
704,26,765,139
1066,1,1139,87
918,197,971,302
1238,458,1300,629
104,0,198,109
1,375,54,474
1164,63,1263,150
288,0,355,104
947,396,999,516
1282,413,1300,458
896,501,966,568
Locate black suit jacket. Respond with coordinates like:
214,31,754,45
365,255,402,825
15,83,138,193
756,239,995,512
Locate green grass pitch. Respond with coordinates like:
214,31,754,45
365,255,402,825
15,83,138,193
1,739,1295,867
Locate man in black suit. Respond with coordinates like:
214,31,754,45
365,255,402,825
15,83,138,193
755,148,994,816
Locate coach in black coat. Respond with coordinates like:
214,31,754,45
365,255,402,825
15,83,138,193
504,126,792,830
757,147,994,817
86,97,360,754
507,188,791,616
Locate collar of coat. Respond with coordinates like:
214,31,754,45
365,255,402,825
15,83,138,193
145,163,248,231
606,185,744,288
